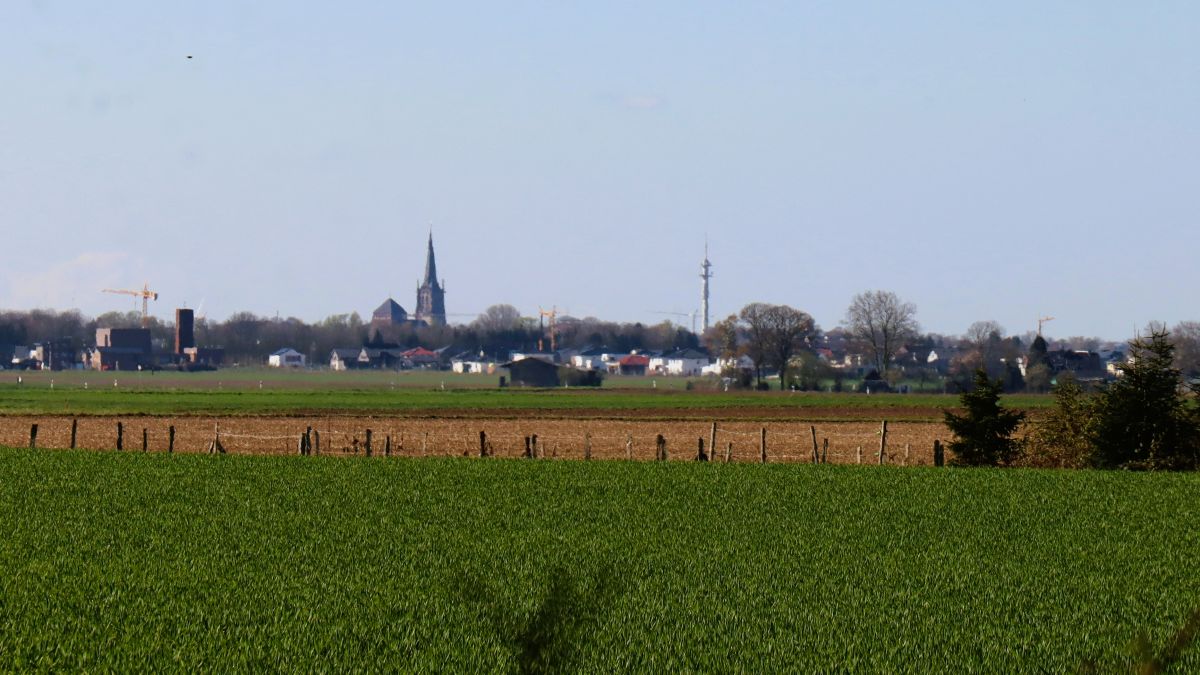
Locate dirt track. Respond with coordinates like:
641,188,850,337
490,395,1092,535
1,415,946,465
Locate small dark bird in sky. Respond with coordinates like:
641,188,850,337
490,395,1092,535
186,55,193,59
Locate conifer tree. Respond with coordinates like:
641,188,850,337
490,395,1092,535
944,369,1025,466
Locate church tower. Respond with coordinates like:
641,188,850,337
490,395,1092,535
415,231,447,325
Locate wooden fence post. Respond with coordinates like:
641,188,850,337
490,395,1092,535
422,432,429,457
168,425,175,454
934,439,944,467
385,434,392,457
878,420,888,465
625,434,633,460
696,437,707,462
298,433,306,456
709,422,717,461
142,428,148,452
584,432,592,460
759,427,767,463
479,431,488,458
856,446,862,464
314,429,321,455
531,434,539,459
656,434,667,461
524,435,532,458
810,425,819,464
822,438,828,464
117,422,123,451
904,443,910,466
725,441,732,463
29,424,37,449
365,429,372,457
70,419,77,450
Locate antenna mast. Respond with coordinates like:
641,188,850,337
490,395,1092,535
700,241,713,333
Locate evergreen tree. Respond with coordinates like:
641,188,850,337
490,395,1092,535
944,369,1026,466
1090,329,1200,470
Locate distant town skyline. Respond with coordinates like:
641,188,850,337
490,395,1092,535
4,2,1198,340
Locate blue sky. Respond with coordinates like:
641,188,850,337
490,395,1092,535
3,1,1197,339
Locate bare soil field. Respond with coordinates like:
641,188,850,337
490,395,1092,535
1,415,945,465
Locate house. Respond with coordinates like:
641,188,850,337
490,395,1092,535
702,354,754,376
651,348,711,376
268,348,306,368
330,348,361,371
617,354,649,376
510,350,557,364
502,357,561,387
358,347,407,369
401,346,440,368
451,351,498,374
571,347,630,371
90,328,153,371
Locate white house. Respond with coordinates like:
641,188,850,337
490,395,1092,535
330,348,359,371
571,348,630,371
651,348,711,376
269,348,306,368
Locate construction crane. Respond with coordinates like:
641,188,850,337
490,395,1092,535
651,310,698,334
102,283,159,328
538,306,558,352
1037,315,1055,336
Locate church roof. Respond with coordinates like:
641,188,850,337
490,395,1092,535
373,298,408,323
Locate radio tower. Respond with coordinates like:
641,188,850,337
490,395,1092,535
700,241,713,332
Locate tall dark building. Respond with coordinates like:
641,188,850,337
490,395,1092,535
175,308,195,355
414,232,446,325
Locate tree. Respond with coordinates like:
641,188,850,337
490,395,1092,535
1089,328,1200,470
738,303,816,390
761,304,816,390
943,369,1026,466
1171,320,1200,379
842,290,918,374
472,304,522,333
704,314,741,371
1025,375,1094,468
739,303,772,388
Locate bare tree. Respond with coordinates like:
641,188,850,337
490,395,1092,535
471,304,522,333
842,290,919,374
739,303,772,388
739,303,816,389
965,320,1005,347
1171,320,1200,378
703,314,741,370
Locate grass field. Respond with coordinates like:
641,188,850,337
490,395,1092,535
1,449,1197,671
0,368,1051,417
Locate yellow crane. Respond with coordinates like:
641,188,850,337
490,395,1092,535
102,283,159,328
538,306,558,352
1037,315,1055,336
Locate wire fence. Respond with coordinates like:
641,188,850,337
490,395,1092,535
2,416,949,466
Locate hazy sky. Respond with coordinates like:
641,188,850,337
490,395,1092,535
4,1,1198,340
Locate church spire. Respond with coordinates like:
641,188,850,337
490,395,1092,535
423,230,439,289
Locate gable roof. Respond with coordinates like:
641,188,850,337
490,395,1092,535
271,348,301,356
372,298,408,323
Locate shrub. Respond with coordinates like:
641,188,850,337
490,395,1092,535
1023,374,1095,469
944,369,1025,466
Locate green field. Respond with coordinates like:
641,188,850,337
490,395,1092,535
0,368,1051,416
1,449,1196,671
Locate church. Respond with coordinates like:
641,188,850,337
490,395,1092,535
369,233,446,339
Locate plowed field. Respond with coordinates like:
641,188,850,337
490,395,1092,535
1,415,944,464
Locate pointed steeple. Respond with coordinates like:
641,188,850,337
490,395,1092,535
423,230,439,290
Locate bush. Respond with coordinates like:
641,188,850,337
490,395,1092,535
944,369,1025,466
1022,374,1094,469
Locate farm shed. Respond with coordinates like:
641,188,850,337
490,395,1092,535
502,357,560,387
268,348,306,368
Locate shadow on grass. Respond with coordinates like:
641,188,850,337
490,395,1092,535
454,564,623,674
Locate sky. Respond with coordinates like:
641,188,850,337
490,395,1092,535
3,1,1198,340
